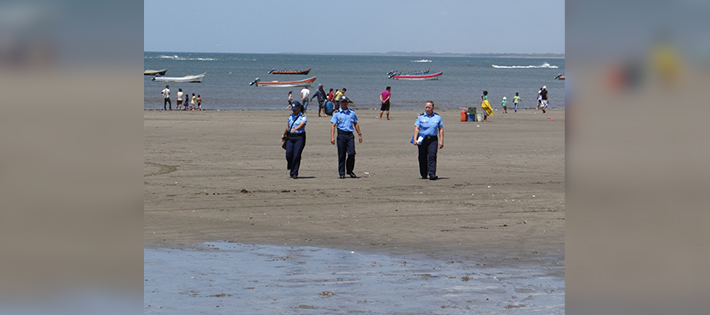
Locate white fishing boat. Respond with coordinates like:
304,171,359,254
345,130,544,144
152,72,206,83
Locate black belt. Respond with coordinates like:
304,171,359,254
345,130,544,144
287,132,305,137
423,135,437,139
337,130,353,135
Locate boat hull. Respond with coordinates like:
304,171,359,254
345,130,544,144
255,76,316,87
392,72,443,80
269,68,311,75
153,73,206,83
144,69,168,75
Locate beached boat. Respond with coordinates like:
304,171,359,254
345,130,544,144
555,74,565,80
249,76,316,87
268,68,311,75
390,71,443,80
144,69,168,76
152,72,206,83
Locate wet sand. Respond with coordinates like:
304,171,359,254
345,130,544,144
144,108,564,268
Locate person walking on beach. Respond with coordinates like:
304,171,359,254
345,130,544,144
161,85,171,110
287,91,293,108
281,101,308,179
379,86,391,120
311,84,327,117
190,93,196,111
183,93,189,111
537,87,542,110
513,92,521,113
481,91,494,122
300,86,310,111
501,96,508,113
196,95,202,111
412,100,444,180
176,88,184,110
540,85,549,113
330,96,362,179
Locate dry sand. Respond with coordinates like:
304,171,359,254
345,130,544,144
144,108,564,268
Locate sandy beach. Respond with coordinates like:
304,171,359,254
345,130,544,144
144,108,564,268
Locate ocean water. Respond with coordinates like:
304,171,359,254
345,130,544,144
144,52,565,111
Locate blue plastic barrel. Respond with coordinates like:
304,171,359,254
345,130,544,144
325,101,334,115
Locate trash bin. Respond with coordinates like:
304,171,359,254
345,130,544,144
476,113,484,122
467,113,475,121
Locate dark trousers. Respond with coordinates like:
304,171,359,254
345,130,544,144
285,134,306,176
336,132,356,176
418,135,438,178
164,98,171,110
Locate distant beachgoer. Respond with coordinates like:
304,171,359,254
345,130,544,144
176,88,184,110
287,91,293,108
379,86,391,120
161,85,171,110
196,95,202,111
190,93,196,111
311,83,327,117
326,88,334,117
513,92,521,113
481,91,494,122
501,96,508,113
183,93,189,111
300,87,310,111
537,87,542,110
327,88,334,103
540,85,549,113
333,89,343,110
413,100,444,180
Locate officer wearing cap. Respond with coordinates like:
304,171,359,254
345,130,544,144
413,100,444,180
281,101,307,179
330,96,362,178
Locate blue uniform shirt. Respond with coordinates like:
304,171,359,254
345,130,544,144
330,108,358,132
287,113,307,134
415,112,443,137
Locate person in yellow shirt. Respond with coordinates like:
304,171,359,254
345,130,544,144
481,90,494,122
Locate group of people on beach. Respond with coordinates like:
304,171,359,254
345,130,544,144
160,85,202,111
478,86,550,122
287,85,359,118
282,86,443,181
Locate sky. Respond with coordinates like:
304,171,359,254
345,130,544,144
144,0,564,55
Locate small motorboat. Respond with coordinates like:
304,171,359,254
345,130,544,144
268,68,311,75
144,69,168,76
390,71,443,80
152,72,206,83
249,76,316,87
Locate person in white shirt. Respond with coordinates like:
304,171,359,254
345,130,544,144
161,85,171,110
300,87,310,112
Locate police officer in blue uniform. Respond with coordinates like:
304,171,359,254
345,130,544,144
413,100,444,180
281,101,307,179
330,96,362,178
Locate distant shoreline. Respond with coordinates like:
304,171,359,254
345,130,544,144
144,51,565,59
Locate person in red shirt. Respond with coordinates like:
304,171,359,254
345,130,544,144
379,86,391,120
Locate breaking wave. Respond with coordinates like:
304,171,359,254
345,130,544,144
157,55,217,61
411,59,432,63
491,62,558,69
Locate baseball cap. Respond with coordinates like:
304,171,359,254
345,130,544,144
339,96,349,102
503,97,507,100
543,85,547,89
291,100,302,109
